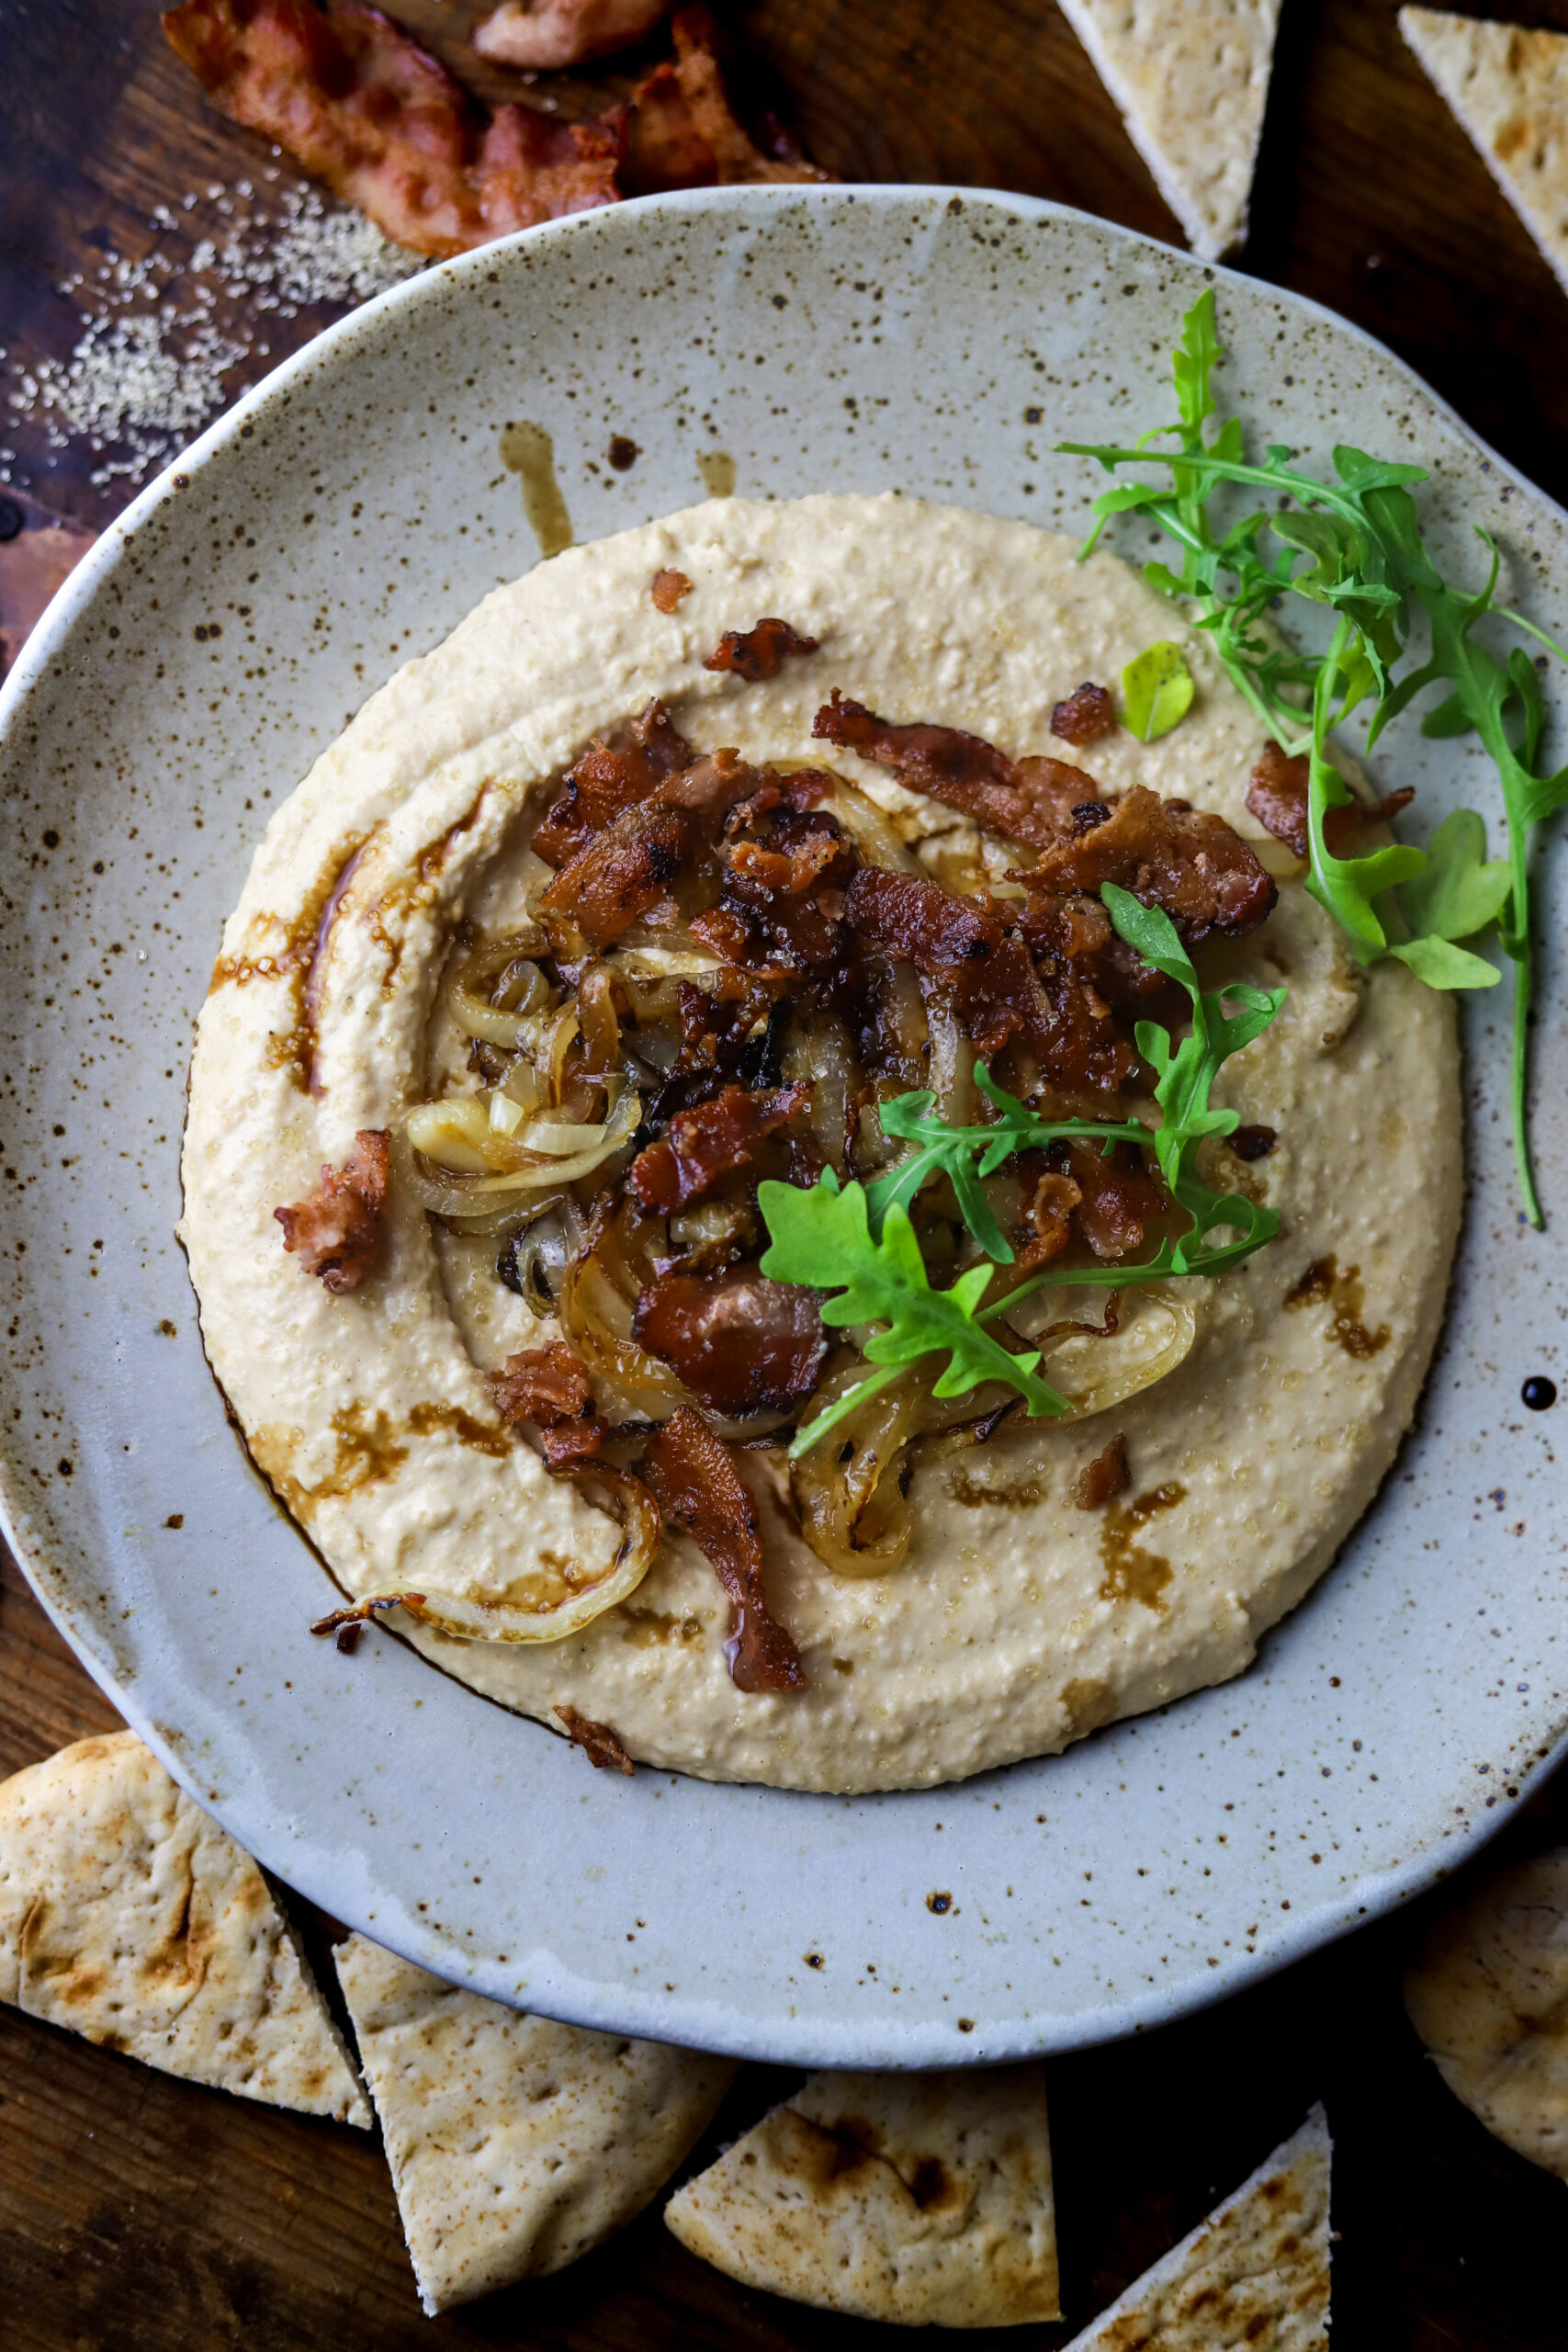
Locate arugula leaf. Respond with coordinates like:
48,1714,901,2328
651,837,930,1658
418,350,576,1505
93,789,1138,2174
1122,641,1195,741
758,1172,1070,1457
1057,288,1568,1224
1392,807,1508,987
1100,886,1284,1272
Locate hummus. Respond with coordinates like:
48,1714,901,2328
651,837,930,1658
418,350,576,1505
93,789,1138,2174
181,494,1461,1792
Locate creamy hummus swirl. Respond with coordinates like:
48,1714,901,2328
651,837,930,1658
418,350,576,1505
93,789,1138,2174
182,494,1461,1791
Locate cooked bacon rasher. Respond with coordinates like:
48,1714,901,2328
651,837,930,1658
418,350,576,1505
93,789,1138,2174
633,1265,827,1417
1021,784,1277,945
641,1408,807,1692
473,0,670,73
489,1339,607,1465
629,1080,810,1214
703,616,819,683
1245,740,1415,861
163,0,622,258
813,689,1094,852
165,2,824,260
533,698,694,867
274,1128,389,1293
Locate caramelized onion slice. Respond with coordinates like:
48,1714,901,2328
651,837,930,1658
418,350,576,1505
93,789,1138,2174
387,1464,660,1644
790,1359,931,1578
1020,1283,1198,1420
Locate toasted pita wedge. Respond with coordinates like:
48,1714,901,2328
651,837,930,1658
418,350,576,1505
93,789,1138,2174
0,1731,368,2124
333,1934,736,2313
1055,0,1280,259
1401,10,1568,298
664,2063,1059,2327
1404,1845,1568,2179
1059,2105,1331,2349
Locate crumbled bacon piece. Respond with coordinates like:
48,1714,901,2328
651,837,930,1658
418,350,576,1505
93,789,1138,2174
473,0,669,73
633,1265,826,1415
693,804,853,972
630,1080,810,1213
1057,1137,1169,1260
844,866,1134,1091
1229,1124,1277,1161
1051,682,1116,748
1021,784,1277,945
1245,741,1415,861
641,1408,807,1691
489,1340,607,1465
275,1128,389,1294
722,768,835,836
540,798,696,945
1075,1431,1130,1510
813,689,1090,850
554,1703,636,1774
650,567,693,613
621,7,830,196
533,698,694,865
163,0,622,260
703,616,819,683
1016,1167,1081,1269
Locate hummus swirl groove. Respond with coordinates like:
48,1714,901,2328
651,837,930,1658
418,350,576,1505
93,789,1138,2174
181,494,1461,1792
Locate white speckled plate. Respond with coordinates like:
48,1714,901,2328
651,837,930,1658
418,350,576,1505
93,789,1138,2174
1,187,1564,2067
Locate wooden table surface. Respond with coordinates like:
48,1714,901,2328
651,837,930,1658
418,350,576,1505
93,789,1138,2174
4,2,1568,2344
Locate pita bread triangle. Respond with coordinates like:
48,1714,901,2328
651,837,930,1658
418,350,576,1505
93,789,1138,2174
0,1731,369,2125
1055,1,1281,260
333,1934,737,2314
1401,9,1568,298
1060,2104,1331,2349
663,2062,1060,2326
1404,1844,1568,2180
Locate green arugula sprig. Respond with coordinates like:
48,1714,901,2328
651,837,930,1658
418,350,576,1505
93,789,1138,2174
1059,290,1568,1224
761,889,1284,1458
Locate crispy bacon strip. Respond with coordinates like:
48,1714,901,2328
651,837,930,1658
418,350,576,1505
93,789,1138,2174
533,698,694,865
813,689,1091,851
704,616,819,683
650,567,693,613
489,1340,606,1465
163,0,622,259
1245,741,1415,861
554,1702,636,1774
474,0,669,73
641,1408,806,1691
1021,785,1277,945
844,865,1134,1090
621,7,829,196
630,1080,810,1213
1051,682,1116,748
633,1266,826,1415
275,1128,389,1293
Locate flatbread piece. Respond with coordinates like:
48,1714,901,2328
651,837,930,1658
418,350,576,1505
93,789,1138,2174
0,1730,368,2124
333,1933,737,2313
1404,1845,1568,2179
1401,9,1568,298
664,2063,1059,2327
1060,2104,1331,2349
1055,0,1280,259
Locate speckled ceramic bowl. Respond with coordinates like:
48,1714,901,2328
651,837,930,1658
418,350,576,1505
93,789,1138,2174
1,187,1564,2067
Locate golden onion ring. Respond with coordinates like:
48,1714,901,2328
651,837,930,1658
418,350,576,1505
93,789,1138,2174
385,1464,660,1643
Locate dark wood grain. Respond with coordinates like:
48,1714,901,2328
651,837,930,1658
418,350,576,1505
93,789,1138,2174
4,0,1568,2344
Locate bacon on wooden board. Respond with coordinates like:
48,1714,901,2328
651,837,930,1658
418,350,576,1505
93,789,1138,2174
633,1265,826,1415
1245,740,1415,861
274,1128,389,1293
629,1080,810,1213
473,0,670,73
621,7,830,195
641,1408,806,1691
163,0,622,259
489,1339,607,1465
